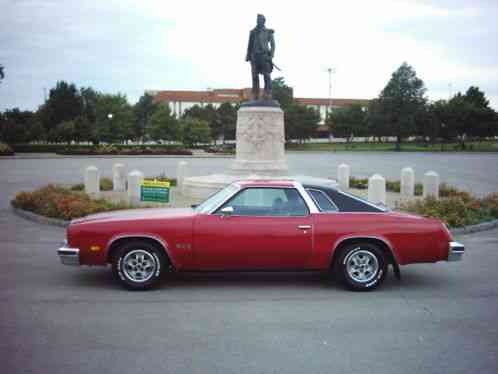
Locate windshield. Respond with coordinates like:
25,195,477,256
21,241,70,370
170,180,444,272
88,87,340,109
194,183,240,214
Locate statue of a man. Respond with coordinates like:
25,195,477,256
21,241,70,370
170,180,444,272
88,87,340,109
246,14,275,101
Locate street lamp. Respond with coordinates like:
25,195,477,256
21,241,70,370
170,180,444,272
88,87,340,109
107,113,113,119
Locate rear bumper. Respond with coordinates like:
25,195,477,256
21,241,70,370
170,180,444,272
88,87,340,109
448,241,464,262
57,242,80,266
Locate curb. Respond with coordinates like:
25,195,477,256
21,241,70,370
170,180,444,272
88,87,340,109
449,219,498,236
11,205,498,235
11,207,70,228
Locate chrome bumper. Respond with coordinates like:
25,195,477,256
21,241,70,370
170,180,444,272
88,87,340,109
448,241,464,262
57,242,80,266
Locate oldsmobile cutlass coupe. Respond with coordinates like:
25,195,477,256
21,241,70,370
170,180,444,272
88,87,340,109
58,180,464,291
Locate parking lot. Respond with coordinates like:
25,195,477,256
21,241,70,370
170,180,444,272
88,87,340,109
1,156,498,373
1,208,498,373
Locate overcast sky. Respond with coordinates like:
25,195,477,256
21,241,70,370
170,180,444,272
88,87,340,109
1,0,497,111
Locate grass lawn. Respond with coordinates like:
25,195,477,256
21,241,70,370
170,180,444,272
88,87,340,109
286,141,498,152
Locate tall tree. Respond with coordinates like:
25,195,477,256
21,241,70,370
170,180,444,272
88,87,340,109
0,64,4,83
133,94,157,141
179,118,211,147
327,104,367,143
95,93,134,143
285,104,320,143
42,81,82,137
367,98,390,142
272,77,294,110
217,102,237,142
0,108,36,143
147,102,178,143
377,62,427,150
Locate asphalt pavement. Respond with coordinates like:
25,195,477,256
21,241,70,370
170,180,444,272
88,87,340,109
1,207,498,374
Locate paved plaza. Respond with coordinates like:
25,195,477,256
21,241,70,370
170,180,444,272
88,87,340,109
1,155,498,374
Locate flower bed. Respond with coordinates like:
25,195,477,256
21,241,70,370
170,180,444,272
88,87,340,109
57,145,192,156
0,142,14,156
400,192,498,227
11,185,133,221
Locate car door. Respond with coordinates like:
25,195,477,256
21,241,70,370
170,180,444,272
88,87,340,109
192,187,314,270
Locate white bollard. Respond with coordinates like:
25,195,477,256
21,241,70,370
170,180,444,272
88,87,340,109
177,161,188,191
401,167,415,198
127,170,144,204
337,163,350,190
368,174,386,206
423,171,439,199
84,166,99,195
113,163,126,192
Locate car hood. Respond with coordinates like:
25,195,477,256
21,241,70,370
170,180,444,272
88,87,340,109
70,207,195,225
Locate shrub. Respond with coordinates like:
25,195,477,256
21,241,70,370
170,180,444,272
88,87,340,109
70,177,113,191
481,193,498,218
0,142,14,156
11,185,132,220
400,193,496,228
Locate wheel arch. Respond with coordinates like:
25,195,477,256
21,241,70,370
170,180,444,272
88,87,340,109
330,236,399,270
106,234,174,268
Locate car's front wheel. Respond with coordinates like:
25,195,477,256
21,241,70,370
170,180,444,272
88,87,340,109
112,240,165,290
335,242,387,291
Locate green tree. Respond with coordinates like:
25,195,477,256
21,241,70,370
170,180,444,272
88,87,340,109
0,64,4,83
179,118,211,147
41,81,82,137
133,94,157,141
377,62,427,150
147,102,178,143
366,98,390,142
462,86,496,141
183,104,220,143
0,108,36,143
52,120,75,144
95,93,134,143
415,103,439,144
217,102,237,142
285,104,320,143
74,115,94,143
327,104,367,143
272,77,293,110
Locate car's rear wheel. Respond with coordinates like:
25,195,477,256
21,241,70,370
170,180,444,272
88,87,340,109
112,240,165,290
335,242,387,291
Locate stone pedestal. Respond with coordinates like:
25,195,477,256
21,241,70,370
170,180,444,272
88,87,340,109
229,106,288,176
182,103,336,199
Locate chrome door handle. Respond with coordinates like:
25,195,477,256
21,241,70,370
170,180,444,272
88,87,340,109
298,225,312,229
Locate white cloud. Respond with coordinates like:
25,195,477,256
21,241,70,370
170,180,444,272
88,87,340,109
0,0,497,109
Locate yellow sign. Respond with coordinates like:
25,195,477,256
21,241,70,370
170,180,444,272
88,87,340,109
141,179,171,188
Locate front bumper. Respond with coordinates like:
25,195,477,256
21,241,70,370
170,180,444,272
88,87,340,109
57,241,80,266
448,241,464,262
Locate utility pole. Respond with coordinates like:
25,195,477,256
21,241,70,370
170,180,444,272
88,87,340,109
326,67,335,118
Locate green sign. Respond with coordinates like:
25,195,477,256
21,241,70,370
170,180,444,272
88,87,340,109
140,180,170,203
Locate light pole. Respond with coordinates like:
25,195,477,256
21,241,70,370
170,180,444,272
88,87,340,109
327,67,335,118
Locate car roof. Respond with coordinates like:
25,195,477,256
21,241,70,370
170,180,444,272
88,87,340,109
235,180,296,188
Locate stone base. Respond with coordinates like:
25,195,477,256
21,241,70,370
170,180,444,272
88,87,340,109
182,173,338,200
230,105,288,176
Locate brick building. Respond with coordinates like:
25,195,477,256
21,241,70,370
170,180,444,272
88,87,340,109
147,88,369,136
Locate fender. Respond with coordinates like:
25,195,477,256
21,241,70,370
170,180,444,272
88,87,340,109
105,233,176,267
331,234,401,266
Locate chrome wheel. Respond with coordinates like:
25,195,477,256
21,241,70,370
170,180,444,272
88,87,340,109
345,249,379,283
122,249,156,283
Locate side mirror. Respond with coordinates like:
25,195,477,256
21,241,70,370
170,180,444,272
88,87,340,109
220,206,234,217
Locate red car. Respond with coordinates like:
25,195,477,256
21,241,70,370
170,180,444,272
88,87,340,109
57,180,464,291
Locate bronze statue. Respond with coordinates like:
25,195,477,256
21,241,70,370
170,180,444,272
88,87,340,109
246,14,275,101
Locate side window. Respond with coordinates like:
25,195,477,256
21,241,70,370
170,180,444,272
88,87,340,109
306,189,338,212
217,188,309,216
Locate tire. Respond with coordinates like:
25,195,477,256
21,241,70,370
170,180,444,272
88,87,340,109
111,240,166,290
334,242,387,291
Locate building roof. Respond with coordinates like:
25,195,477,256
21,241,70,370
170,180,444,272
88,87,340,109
150,88,369,107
